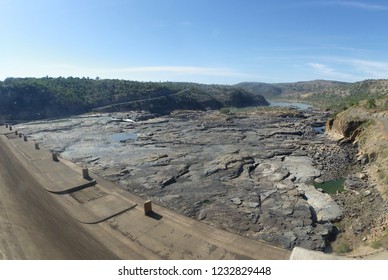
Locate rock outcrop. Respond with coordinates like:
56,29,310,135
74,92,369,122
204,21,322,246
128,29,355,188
15,108,354,251
297,183,343,223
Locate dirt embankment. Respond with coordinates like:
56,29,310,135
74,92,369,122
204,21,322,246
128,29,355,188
327,107,388,198
326,107,388,255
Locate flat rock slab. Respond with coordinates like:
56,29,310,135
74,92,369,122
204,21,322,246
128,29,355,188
297,183,343,222
71,192,137,224
283,156,321,182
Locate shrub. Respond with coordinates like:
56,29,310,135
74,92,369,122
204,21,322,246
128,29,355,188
370,240,382,249
366,99,377,109
333,241,352,254
220,107,232,115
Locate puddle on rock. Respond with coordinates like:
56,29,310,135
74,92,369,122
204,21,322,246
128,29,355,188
111,132,137,142
314,178,345,194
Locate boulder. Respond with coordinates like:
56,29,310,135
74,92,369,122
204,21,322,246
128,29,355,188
297,183,343,223
362,190,371,197
344,176,365,190
248,202,260,208
231,197,242,205
196,209,207,220
314,178,324,184
252,162,289,182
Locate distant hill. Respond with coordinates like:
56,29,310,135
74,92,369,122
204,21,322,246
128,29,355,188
236,80,350,100
0,77,268,121
2,77,388,121
234,82,283,99
235,79,388,110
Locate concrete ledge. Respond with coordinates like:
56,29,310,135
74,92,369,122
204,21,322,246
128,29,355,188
0,134,137,223
29,157,98,194
4,135,97,193
5,133,52,160
0,126,16,136
47,179,97,194
68,193,137,224
290,247,348,260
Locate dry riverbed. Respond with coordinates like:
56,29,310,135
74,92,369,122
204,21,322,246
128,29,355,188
15,107,373,252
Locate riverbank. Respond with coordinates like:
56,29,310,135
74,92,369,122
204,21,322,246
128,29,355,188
13,106,360,252
325,105,388,255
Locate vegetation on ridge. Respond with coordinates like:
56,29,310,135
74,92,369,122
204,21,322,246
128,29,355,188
0,77,268,121
2,76,388,121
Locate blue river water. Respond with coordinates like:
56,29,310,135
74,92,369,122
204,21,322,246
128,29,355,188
269,101,312,110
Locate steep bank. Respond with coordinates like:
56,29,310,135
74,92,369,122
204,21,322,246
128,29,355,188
326,104,388,254
326,105,388,198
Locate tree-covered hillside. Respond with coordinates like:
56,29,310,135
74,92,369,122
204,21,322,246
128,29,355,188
3,77,388,121
0,77,268,121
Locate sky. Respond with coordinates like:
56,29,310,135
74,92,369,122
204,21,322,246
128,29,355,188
1,0,388,84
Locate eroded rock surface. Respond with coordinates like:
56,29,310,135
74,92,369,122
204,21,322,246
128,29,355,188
15,109,355,251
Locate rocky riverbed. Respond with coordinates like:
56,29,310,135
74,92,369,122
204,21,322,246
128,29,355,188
15,107,360,251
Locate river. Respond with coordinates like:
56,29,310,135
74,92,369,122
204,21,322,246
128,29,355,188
269,100,312,110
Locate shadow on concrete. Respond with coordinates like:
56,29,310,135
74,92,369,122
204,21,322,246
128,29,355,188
146,211,163,220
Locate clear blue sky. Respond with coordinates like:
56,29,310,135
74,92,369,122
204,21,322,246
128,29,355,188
1,0,388,84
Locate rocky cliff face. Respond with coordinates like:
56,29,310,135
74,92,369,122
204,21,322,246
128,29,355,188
326,112,367,143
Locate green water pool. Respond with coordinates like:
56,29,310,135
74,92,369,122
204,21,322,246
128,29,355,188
313,178,345,194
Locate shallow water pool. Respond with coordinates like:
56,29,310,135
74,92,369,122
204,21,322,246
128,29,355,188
313,178,345,194
111,132,137,142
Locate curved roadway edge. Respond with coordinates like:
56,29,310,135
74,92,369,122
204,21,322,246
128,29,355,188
1,125,293,259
